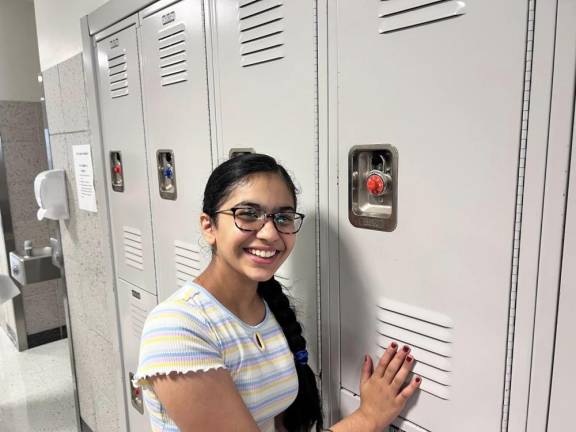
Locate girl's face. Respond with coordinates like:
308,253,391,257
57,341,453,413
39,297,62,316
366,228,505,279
204,173,297,283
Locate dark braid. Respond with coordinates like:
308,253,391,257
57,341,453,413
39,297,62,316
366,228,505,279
202,154,324,431
258,278,323,432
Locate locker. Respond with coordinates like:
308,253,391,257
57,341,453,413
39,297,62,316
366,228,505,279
95,20,157,295
139,0,213,301
117,280,158,432
81,0,573,430
207,0,320,372
547,119,576,430
333,0,528,430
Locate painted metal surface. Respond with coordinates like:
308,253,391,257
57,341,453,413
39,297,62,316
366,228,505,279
206,0,320,373
139,0,213,301
95,21,157,295
334,0,528,430
117,279,157,432
547,85,576,432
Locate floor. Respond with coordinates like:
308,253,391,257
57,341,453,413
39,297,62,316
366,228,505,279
0,329,79,432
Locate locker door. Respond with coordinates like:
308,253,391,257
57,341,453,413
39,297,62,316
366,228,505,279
139,0,213,301
336,1,527,431
208,0,319,372
96,24,157,295
117,280,158,432
547,92,576,432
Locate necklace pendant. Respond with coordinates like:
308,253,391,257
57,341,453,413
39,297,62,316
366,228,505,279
254,331,266,352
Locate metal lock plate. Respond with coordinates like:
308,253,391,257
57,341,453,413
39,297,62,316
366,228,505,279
229,148,255,158
110,151,124,192
157,150,177,200
128,372,144,414
349,144,398,231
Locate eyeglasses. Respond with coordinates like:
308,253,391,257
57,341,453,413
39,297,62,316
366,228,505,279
215,207,305,234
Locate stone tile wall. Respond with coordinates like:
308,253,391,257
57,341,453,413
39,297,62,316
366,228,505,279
0,100,64,340
43,53,122,432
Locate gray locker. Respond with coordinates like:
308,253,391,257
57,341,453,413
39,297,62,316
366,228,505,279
95,22,157,295
547,12,576,426
117,280,158,432
547,146,576,430
334,1,528,430
207,0,319,372
139,0,213,301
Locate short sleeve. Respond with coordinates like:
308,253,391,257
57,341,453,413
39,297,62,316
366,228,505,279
133,300,226,388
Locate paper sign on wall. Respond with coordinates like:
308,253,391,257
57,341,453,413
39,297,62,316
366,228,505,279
72,145,98,213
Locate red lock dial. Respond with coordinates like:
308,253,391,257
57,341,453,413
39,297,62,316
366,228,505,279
366,173,385,196
113,164,122,175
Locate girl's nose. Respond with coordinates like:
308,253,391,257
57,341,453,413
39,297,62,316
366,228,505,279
256,217,280,240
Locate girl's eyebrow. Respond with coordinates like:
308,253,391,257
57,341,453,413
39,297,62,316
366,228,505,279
233,201,295,211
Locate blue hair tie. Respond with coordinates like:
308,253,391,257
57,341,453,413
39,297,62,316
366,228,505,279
294,350,308,365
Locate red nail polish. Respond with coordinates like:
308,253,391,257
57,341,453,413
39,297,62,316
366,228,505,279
415,377,422,383
406,355,413,363
402,345,410,353
391,342,398,349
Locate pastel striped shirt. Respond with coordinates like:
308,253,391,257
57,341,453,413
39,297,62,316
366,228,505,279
133,281,299,432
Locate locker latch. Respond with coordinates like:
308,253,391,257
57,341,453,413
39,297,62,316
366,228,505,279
129,372,144,414
229,148,255,158
110,151,124,192
349,144,398,231
157,150,177,200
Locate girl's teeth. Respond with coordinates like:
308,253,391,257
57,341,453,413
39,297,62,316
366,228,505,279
248,249,276,258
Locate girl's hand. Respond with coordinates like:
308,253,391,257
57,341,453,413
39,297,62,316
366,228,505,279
356,342,421,431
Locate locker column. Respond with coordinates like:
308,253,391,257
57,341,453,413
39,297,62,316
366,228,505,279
94,15,158,432
205,0,320,373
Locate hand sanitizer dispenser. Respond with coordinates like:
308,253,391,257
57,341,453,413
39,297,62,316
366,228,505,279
34,169,69,221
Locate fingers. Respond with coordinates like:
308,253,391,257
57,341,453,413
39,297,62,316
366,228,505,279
383,345,410,384
374,341,398,378
390,354,414,392
360,355,374,386
397,376,422,403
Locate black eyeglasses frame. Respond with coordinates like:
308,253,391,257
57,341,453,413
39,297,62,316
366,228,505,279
214,207,306,234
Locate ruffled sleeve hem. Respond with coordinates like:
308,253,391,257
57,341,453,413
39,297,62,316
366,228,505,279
133,365,227,389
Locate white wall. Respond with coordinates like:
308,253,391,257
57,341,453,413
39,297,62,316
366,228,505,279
34,0,110,72
0,0,42,102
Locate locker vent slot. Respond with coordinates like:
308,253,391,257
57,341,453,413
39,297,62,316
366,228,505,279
376,298,453,400
129,299,148,338
108,51,129,98
174,241,201,287
158,23,188,87
239,0,285,67
123,226,144,270
378,0,466,34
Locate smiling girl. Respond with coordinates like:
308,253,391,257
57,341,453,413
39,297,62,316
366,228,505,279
134,154,420,432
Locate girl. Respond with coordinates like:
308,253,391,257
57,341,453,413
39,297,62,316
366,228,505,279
134,154,420,432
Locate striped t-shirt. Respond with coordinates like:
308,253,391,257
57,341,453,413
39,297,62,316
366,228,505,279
133,281,299,432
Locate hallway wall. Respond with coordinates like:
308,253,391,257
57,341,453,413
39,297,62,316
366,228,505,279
43,53,122,432
33,0,110,71
0,0,42,101
0,100,65,347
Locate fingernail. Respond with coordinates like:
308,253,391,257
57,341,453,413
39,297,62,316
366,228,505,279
406,355,413,363
364,355,369,363
390,342,398,349
402,345,410,353
415,376,422,384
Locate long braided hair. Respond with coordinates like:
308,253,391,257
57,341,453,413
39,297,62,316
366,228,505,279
202,153,323,431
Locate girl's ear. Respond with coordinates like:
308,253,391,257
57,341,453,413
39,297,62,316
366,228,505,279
200,213,216,246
